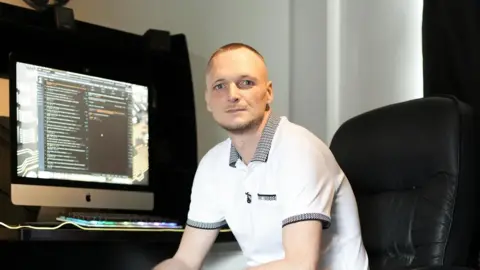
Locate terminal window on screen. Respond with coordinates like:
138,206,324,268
15,63,149,186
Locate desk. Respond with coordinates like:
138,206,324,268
0,226,236,242
0,227,241,270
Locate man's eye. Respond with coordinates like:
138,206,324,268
213,84,225,90
239,80,254,86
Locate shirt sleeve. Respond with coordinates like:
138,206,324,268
279,145,342,230
186,157,226,230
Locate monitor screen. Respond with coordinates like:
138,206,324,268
15,62,149,186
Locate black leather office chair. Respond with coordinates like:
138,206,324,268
330,96,477,270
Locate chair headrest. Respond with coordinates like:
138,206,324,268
330,96,473,193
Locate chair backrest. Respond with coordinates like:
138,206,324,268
330,96,477,269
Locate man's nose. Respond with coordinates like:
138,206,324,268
227,84,240,102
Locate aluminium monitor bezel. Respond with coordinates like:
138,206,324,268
9,51,153,193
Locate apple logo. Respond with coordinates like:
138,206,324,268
85,194,91,202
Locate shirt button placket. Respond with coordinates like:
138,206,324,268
245,164,257,253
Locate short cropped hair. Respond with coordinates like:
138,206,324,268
206,42,265,70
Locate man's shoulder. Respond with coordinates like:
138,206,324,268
275,117,330,155
198,138,231,168
273,117,343,173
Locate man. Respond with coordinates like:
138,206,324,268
155,43,369,270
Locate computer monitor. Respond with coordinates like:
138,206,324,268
9,53,154,214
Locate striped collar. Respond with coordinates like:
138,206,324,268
228,115,281,168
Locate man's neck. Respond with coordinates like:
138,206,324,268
230,112,271,164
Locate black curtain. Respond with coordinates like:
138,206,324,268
422,1,480,267
423,0,480,105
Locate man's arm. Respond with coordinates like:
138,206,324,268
154,226,219,270
154,154,226,270
248,221,322,270
250,141,340,270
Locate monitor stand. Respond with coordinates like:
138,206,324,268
36,207,69,222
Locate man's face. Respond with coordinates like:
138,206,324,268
205,48,273,134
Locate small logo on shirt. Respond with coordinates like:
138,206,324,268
257,193,277,201
245,192,252,204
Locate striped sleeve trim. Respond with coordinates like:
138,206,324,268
282,213,331,229
186,219,227,230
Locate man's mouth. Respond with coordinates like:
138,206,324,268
226,108,246,113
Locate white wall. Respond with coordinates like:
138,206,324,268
290,0,424,143
0,0,424,269
273,0,424,144
326,0,424,142
290,0,328,139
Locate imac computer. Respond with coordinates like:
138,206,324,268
9,53,154,221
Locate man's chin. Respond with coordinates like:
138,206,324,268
220,122,252,134
218,117,262,135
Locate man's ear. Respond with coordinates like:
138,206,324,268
205,89,212,112
266,81,274,105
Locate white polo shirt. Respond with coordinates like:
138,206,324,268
186,116,369,270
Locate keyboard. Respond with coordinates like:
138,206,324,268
57,212,182,229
